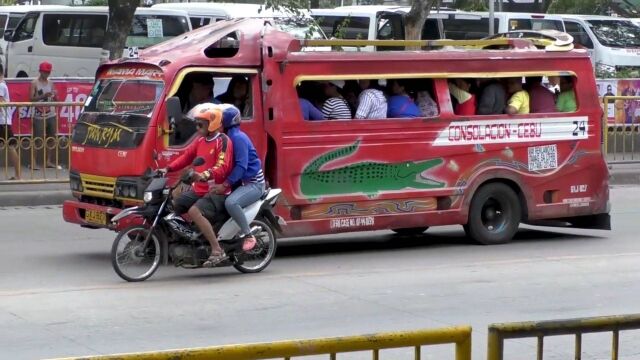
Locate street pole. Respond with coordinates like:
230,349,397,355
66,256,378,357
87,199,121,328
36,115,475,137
489,0,495,35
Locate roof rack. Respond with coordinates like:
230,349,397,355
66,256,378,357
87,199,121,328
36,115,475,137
297,38,574,52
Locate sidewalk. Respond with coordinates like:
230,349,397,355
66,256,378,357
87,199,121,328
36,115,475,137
0,164,638,207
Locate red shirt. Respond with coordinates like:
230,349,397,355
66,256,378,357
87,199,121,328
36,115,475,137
167,134,233,196
455,94,476,116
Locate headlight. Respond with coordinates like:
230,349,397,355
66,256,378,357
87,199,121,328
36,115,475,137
143,191,153,203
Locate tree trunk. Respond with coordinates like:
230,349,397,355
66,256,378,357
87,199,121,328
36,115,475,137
405,0,434,48
103,0,139,61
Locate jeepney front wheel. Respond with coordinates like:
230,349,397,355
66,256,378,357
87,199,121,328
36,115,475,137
464,183,521,245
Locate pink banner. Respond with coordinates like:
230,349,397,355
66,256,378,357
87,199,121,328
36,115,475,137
6,78,95,136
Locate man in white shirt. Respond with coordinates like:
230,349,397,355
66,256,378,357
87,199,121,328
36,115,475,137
0,64,20,180
355,79,387,119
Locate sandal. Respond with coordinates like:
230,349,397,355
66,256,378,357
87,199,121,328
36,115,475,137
242,235,257,252
203,251,227,267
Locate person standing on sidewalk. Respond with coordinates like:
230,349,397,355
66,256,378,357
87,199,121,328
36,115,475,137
30,61,59,170
0,64,20,180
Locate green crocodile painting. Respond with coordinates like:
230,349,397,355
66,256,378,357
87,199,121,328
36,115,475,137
300,140,445,198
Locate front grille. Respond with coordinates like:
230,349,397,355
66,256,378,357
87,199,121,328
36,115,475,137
81,174,116,199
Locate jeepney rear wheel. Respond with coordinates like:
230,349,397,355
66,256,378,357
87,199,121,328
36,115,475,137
464,183,521,245
391,227,429,236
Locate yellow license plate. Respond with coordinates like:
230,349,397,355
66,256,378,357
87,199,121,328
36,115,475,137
85,210,107,225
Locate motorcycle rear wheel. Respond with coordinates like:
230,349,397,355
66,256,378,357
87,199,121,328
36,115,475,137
233,219,277,274
111,225,161,282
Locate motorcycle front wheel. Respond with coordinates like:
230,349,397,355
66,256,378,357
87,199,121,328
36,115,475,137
111,225,162,282
233,219,277,274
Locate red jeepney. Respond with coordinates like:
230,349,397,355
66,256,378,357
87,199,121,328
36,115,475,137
63,19,610,245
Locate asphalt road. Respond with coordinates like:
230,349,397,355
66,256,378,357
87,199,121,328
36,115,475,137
1,186,640,359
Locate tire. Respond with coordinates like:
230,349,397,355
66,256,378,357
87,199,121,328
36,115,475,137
391,227,429,236
465,183,521,245
111,225,162,282
233,219,277,274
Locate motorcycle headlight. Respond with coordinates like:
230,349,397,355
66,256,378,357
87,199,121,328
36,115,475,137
143,191,153,203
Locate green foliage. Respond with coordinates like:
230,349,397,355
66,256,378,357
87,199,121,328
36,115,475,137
547,0,612,15
454,0,488,11
83,0,108,5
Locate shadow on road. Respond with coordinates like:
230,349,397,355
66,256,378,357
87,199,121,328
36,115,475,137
276,227,606,258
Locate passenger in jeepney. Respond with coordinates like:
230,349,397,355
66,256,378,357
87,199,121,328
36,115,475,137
526,76,556,113
556,76,577,113
477,78,506,115
297,84,324,121
505,77,530,115
215,75,249,115
321,80,352,120
448,78,476,116
386,79,420,118
413,79,439,117
182,73,214,113
355,79,387,119
342,80,360,117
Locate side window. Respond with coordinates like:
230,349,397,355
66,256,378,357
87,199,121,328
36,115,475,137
296,78,439,121
190,17,211,29
565,21,594,49
13,12,38,42
315,16,370,39
442,18,497,40
42,14,107,47
421,18,440,40
377,14,403,40
169,71,254,147
447,75,578,117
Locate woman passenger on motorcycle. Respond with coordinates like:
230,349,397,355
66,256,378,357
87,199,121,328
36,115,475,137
162,103,234,265
210,104,265,251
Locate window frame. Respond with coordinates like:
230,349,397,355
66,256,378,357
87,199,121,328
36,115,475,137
165,67,259,149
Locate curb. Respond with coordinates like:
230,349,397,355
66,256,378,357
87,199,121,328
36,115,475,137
0,190,72,207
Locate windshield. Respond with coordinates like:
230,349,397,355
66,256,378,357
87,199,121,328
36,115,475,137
126,15,190,48
84,78,163,115
73,78,162,149
313,15,370,39
587,20,640,48
274,17,326,39
7,14,23,30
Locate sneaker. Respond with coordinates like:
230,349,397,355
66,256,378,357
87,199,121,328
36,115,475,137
242,235,257,251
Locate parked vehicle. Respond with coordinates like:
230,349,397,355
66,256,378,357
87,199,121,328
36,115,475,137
4,6,191,77
0,5,51,66
310,6,565,48
63,19,610,247
152,2,325,39
561,14,640,76
110,154,281,282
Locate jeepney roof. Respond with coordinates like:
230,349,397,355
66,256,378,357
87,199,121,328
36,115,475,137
104,18,268,76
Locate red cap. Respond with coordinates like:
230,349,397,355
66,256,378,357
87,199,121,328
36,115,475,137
39,61,52,73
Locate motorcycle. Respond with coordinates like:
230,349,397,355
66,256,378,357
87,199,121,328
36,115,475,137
109,157,283,282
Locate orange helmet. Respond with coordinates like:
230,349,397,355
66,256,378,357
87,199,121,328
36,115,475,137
191,103,223,132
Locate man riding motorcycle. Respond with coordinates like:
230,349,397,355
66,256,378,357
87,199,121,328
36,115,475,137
210,104,266,252
161,103,233,266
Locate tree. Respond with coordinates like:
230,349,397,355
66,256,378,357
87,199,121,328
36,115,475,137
104,0,139,60
547,0,612,14
404,0,436,41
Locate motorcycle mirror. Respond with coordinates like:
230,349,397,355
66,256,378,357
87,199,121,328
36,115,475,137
192,157,205,166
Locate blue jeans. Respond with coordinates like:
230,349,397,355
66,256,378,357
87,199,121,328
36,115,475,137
225,182,265,236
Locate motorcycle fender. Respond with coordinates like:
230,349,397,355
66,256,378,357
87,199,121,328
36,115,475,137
111,206,143,224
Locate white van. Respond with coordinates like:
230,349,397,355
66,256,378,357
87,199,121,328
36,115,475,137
310,7,564,46
152,2,325,39
4,6,191,77
440,12,565,40
311,6,453,51
561,15,640,75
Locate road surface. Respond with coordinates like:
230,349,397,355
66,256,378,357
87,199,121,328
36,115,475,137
1,186,639,359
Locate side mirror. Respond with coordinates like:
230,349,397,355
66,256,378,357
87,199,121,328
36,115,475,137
4,30,13,42
165,96,183,126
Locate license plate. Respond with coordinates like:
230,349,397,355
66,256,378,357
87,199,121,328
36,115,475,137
85,210,107,225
